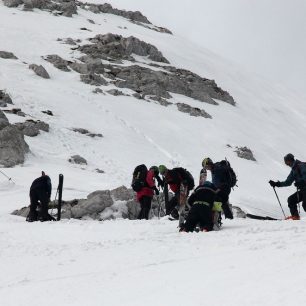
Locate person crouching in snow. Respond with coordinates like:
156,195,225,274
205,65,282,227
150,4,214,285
180,181,218,232
269,153,306,220
136,166,159,220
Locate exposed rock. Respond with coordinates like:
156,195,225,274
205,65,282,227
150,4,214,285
69,62,89,74
0,90,13,106
69,154,87,165
92,88,105,94
95,168,105,174
0,51,18,59
149,95,172,106
29,64,50,79
71,190,113,219
4,0,78,17
78,2,151,24
60,37,82,45
80,73,107,86
44,54,71,72
88,19,95,24
126,199,140,220
78,33,169,63
3,108,23,115
0,110,29,167
14,120,49,137
42,110,53,116
107,89,125,96
111,186,134,201
17,111,26,117
110,65,235,105
235,146,256,161
80,27,92,31
3,0,23,7
176,103,212,119
72,127,103,138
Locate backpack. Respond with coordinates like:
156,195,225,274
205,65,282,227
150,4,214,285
219,160,237,188
131,164,148,192
174,167,195,190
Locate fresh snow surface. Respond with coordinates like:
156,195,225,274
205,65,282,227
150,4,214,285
1,2,306,305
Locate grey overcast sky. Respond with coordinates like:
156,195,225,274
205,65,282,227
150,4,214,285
108,0,306,94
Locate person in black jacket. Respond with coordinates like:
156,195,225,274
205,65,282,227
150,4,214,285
26,171,53,222
180,181,218,232
202,158,234,219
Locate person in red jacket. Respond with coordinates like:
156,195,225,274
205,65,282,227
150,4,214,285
137,166,159,220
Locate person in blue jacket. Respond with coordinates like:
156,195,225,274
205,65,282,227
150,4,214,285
269,153,306,220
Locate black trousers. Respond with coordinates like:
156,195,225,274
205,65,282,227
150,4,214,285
29,189,50,220
166,192,179,215
138,196,152,220
217,188,233,219
183,204,213,232
288,188,306,217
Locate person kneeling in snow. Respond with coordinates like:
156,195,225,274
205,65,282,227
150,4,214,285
180,181,218,232
26,171,54,222
269,153,306,220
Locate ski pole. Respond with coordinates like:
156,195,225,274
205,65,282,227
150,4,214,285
272,187,286,218
0,169,15,184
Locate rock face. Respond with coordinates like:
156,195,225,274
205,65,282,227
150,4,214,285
78,33,169,63
14,120,49,137
176,103,212,119
3,0,77,17
80,73,108,86
0,51,18,59
44,54,71,71
0,90,13,107
113,65,235,105
29,64,50,79
77,2,151,24
235,146,256,161
0,110,29,167
69,154,87,165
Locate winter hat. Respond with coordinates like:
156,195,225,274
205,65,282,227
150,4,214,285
202,157,213,167
284,153,295,162
150,166,159,175
158,165,167,175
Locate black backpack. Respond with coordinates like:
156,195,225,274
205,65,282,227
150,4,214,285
131,164,148,192
219,160,237,188
174,167,195,190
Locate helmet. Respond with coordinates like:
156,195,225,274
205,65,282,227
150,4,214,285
284,153,295,162
202,157,213,168
150,166,159,175
158,165,167,175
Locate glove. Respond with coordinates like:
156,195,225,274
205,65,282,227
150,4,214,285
154,187,159,195
269,180,276,187
294,181,305,189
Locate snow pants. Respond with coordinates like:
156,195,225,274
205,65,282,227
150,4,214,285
29,188,50,221
287,187,306,217
182,204,213,232
138,196,152,220
217,188,233,219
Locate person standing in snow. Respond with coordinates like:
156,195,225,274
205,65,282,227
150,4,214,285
158,165,194,219
136,166,159,220
201,158,234,219
26,171,53,222
180,181,218,232
269,153,306,220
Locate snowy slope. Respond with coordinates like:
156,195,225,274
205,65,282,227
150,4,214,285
1,1,306,218
1,2,306,306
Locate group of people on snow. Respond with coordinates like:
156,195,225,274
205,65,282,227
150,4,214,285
25,153,306,228
132,157,236,232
